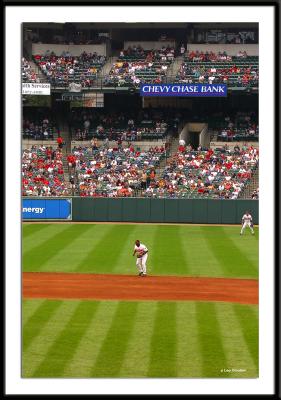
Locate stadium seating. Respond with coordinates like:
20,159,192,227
22,57,40,83
176,51,258,87
142,146,259,199
69,144,166,197
103,46,174,87
22,146,71,196
208,112,258,142
70,109,177,141
22,110,58,140
33,51,106,87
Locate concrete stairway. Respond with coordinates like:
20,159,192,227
28,59,48,83
155,137,179,178
100,56,118,77
166,55,184,79
56,119,74,193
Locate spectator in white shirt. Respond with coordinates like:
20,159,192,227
180,44,185,56
84,119,90,129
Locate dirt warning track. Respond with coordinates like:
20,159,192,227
23,272,258,305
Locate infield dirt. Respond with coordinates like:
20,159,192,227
23,272,258,305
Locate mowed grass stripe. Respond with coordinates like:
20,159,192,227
119,301,157,377
196,302,227,377
215,303,258,377
22,299,259,378
36,224,97,272
23,223,70,256
22,299,45,326
22,224,258,278
180,226,224,277
22,223,50,238
23,225,90,271
76,225,135,273
224,227,259,270
233,304,259,370
147,302,177,377
105,225,137,275
22,301,78,377
254,230,259,240
91,302,138,377
63,301,118,377
23,300,61,352
176,302,203,377
32,301,99,377
201,226,257,278
151,226,189,275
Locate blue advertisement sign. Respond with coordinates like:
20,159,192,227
22,199,72,220
140,84,227,97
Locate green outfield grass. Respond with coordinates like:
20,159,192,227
22,299,258,378
23,223,258,278
22,223,259,378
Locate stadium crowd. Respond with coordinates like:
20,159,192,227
141,144,259,199
22,139,259,199
103,45,174,87
25,47,258,89
33,51,106,87
177,51,258,87
22,57,40,83
185,50,248,62
22,145,70,196
212,112,258,142
69,144,166,197
71,108,180,141
22,115,57,140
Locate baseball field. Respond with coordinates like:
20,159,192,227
22,223,259,378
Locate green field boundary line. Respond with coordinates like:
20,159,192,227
22,221,259,227
23,271,259,281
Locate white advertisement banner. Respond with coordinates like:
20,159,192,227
22,83,51,95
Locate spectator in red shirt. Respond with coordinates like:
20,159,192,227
57,136,63,149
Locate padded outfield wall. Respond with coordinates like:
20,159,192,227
22,198,259,223
22,198,258,224
71,198,258,224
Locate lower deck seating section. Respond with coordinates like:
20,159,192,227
21,141,259,199
22,145,70,196
176,51,258,87
70,144,166,197
33,51,106,87
22,109,58,140
142,145,259,199
71,109,178,141
103,46,174,87
209,112,258,142
22,57,40,83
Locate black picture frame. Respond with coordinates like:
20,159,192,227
3,0,280,397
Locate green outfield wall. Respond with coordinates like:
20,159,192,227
71,198,259,224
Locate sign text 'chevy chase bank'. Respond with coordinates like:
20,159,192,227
140,84,227,97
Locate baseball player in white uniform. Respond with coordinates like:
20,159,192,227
240,211,255,235
133,240,148,276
